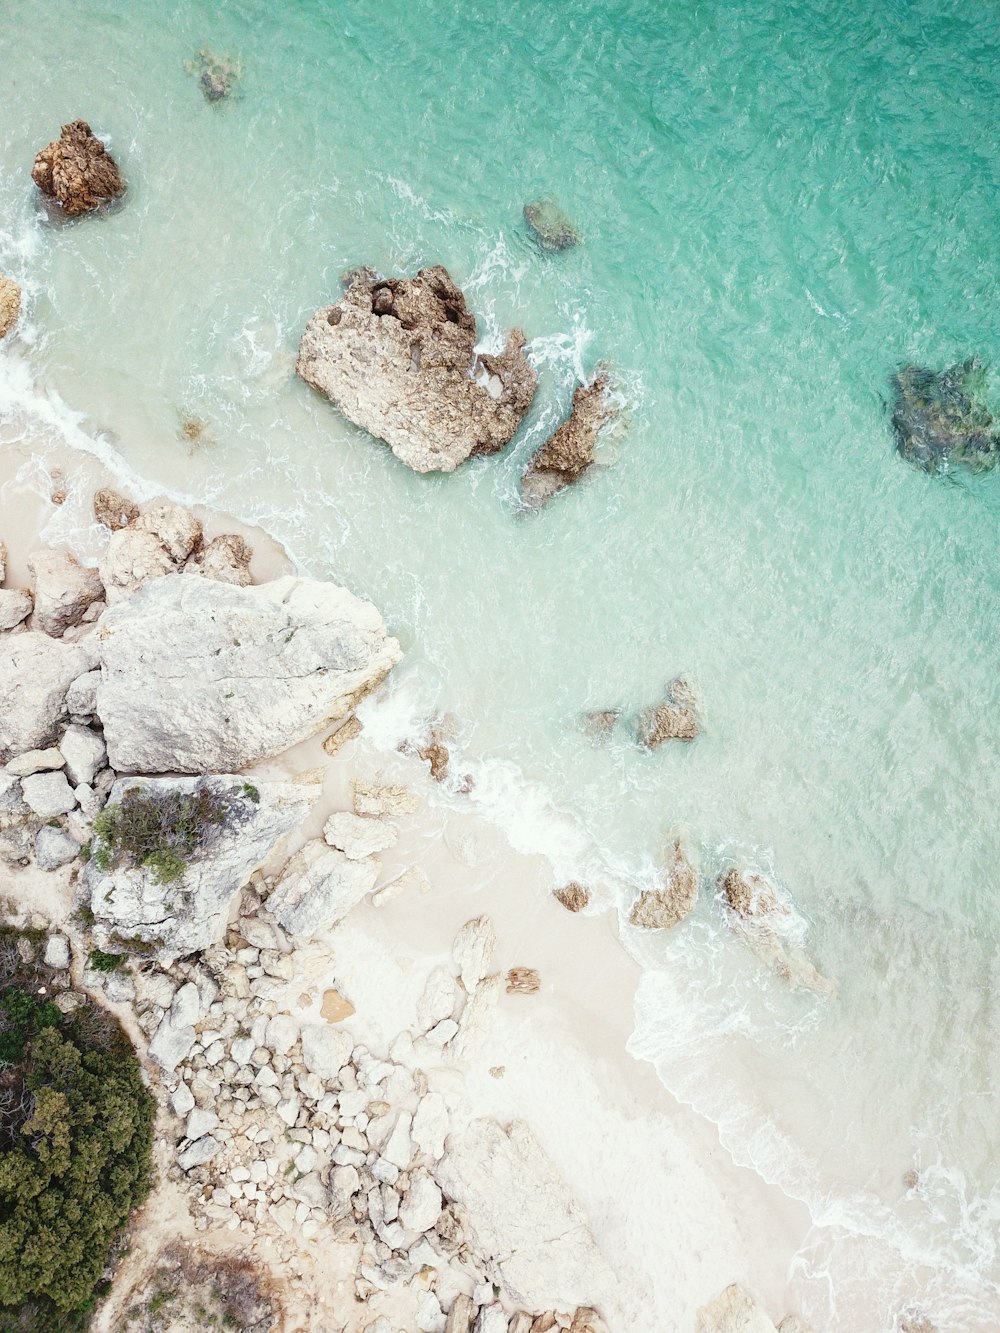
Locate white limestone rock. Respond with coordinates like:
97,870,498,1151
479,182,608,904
417,965,461,1032
449,972,502,1061
300,1023,353,1081
21,770,76,818
132,502,202,563
0,632,97,759
0,588,32,630
177,1135,221,1171
265,1013,299,1055
66,669,101,717
59,724,106,786
436,1119,613,1311
99,527,177,604
83,775,320,958
352,780,418,818
34,825,79,870
186,1106,220,1140
399,1168,442,1234
411,1092,449,1161
453,915,497,993
27,548,104,637
323,810,398,860
382,1111,413,1170
96,574,401,773
267,840,379,937
6,748,65,778
42,933,70,969
696,1285,781,1333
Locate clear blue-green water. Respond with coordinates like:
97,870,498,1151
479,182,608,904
2,1,1000,1327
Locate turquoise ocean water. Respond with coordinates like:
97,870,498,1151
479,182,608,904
2,1,999,1327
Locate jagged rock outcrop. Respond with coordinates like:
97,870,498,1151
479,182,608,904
0,632,97,760
296,265,537,473
437,1118,613,1311
554,882,589,912
186,48,239,102
31,120,125,216
523,199,581,251
93,488,139,530
84,776,320,958
636,676,700,747
891,359,1000,473
717,867,834,997
266,839,380,937
186,533,252,585
521,372,616,507
0,274,21,339
628,840,698,929
27,548,104,637
95,573,401,773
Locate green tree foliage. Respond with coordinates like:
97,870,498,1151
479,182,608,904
0,978,154,1328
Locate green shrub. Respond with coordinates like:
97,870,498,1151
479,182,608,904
87,949,125,975
0,987,61,1066
90,784,252,884
0,964,154,1327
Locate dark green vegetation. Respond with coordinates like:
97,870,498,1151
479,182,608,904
0,930,154,1331
87,949,127,974
91,783,253,884
891,358,1000,473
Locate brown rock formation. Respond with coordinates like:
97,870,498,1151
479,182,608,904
717,868,785,919
580,708,619,744
93,488,139,530
521,370,617,507
31,121,125,216
0,274,21,340
628,840,698,930
297,265,537,473
506,967,541,994
553,882,590,912
636,676,699,747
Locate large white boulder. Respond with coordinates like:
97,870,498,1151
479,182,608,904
83,775,320,958
0,633,97,760
27,548,104,637
696,1286,781,1333
95,574,401,773
266,839,379,937
436,1119,613,1312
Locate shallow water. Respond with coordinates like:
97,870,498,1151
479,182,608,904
2,0,1000,1327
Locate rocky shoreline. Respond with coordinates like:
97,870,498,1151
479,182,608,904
0,462,818,1331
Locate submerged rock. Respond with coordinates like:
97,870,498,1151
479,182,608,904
95,573,401,773
0,274,21,340
521,371,617,508
891,359,1000,473
186,48,240,102
628,840,698,930
717,867,784,919
579,709,620,744
717,867,834,997
523,198,581,251
635,676,699,747
296,264,537,473
31,120,124,216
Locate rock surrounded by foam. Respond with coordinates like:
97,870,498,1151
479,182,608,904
296,265,537,473
521,370,617,507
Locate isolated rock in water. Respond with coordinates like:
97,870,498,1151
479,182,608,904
296,264,537,473
579,709,619,744
696,1284,780,1333
628,840,698,929
99,528,177,604
0,589,33,630
0,632,96,760
83,776,319,959
96,574,401,773
717,868,785,919
523,198,581,251
31,120,125,216
636,676,699,747
27,548,104,637
437,1118,612,1310
0,274,21,339
891,359,1000,473
93,488,139,530
186,48,239,102
267,840,379,937
185,533,252,586
506,966,540,994
554,882,590,912
521,371,616,507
